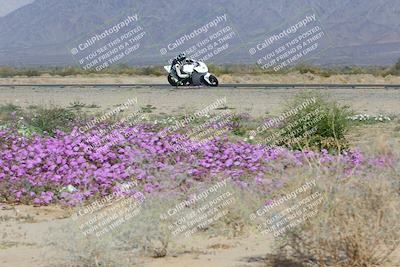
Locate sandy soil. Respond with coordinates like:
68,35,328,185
0,86,399,117
0,204,274,267
1,73,400,85
0,75,165,85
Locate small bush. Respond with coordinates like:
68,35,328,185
57,66,84,77
230,114,248,137
273,92,352,152
47,220,144,267
68,101,88,109
383,58,400,76
0,103,22,114
29,107,79,135
0,104,22,122
140,66,164,76
21,69,41,77
0,66,17,77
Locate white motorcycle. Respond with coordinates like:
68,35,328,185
164,60,219,87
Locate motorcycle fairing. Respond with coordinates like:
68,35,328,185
203,73,212,84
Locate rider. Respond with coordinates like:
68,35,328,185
171,53,190,81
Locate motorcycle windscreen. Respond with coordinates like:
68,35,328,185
164,65,172,73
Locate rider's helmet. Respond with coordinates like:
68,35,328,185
177,53,186,62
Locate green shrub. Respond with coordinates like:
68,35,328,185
140,66,164,76
230,114,247,137
273,92,352,152
0,103,21,113
29,107,79,135
384,58,400,76
0,67,17,77
57,66,84,76
0,104,23,122
21,69,41,77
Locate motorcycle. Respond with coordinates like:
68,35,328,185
164,60,219,87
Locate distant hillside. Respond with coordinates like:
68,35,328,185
0,0,34,17
0,0,399,66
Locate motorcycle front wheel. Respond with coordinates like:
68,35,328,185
208,75,219,87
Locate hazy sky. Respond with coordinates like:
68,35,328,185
0,0,34,17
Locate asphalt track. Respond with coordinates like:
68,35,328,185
1,83,400,89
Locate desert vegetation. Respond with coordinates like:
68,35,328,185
1,59,400,78
0,91,399,266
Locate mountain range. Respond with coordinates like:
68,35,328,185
0,0,400,67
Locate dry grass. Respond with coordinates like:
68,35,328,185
45,180,262,266
275,153,400,267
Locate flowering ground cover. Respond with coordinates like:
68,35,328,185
0,123,393,206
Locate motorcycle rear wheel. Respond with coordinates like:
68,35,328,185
168,74,178,86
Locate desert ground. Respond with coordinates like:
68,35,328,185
0,76,399,267
2,73,400,85
0,204,278,267
1,86,400,117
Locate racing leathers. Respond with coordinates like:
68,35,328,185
171,58,189,80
